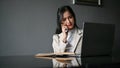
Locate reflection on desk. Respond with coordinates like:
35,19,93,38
0,55,120,68
52,57,81,67
35,53,120,68
35,52,81,67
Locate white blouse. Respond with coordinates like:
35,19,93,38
65,28,75,52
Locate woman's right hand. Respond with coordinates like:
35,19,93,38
62,26,68,43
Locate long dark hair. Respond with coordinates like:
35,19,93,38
55,5,78,34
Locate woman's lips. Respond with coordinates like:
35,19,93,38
67,24,72,26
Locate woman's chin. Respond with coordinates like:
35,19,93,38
68,27,74,30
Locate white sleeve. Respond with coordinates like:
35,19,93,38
52,34,68,53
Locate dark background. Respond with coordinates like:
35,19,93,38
0,0,120,57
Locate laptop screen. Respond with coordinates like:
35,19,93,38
81,22,115,57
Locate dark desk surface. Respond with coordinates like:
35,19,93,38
0,55,120,68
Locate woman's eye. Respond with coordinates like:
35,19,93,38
62,18,66,21
69,16,73,19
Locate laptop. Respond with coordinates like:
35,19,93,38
81,22,115,57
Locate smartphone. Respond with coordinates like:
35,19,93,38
65,28,68,32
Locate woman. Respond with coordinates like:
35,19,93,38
52,5,83,67
52,5,83,54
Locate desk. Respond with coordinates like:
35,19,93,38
0,56,52,68
0,55,120,68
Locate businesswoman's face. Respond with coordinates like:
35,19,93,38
61,11,75,30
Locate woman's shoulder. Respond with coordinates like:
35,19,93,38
76,28,83,34
53,34,59,39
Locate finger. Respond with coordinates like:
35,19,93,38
65,28,68,32
64,26,68,32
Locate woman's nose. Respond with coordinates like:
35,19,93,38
66,19,70,24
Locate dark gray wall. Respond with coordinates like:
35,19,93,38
0,0,120,56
